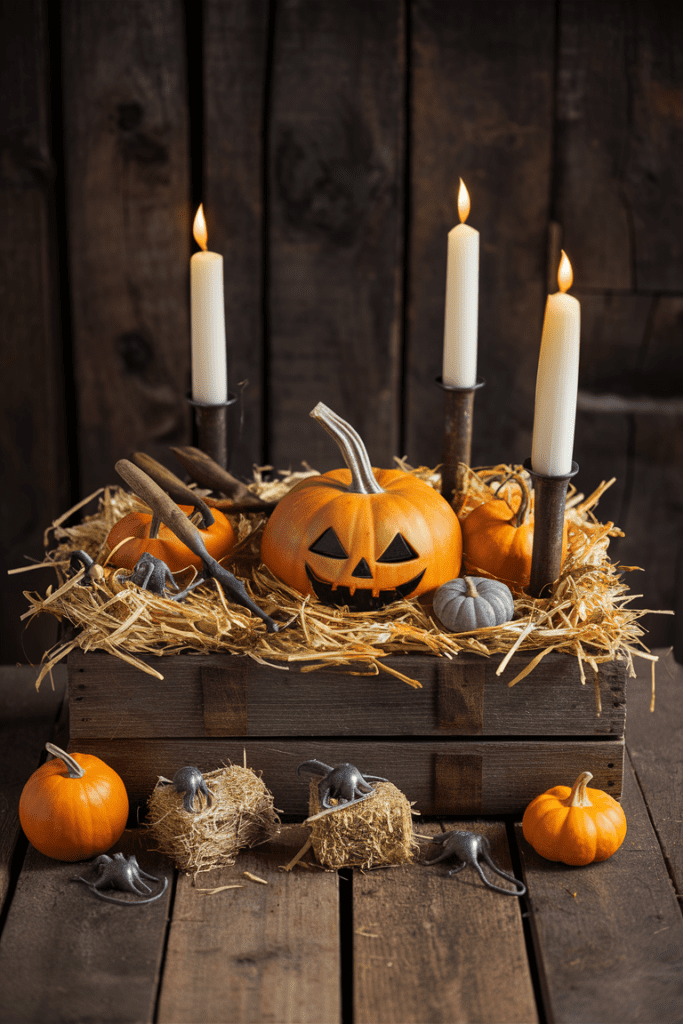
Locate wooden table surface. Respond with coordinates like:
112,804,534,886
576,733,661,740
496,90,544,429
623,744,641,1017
0,650,681,1024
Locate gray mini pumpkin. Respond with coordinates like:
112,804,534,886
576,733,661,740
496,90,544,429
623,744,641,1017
433,576,514,632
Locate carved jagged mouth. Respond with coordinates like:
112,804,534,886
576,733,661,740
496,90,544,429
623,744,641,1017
305,564,426,611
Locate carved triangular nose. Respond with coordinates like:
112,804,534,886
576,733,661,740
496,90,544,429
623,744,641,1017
351,558,373,579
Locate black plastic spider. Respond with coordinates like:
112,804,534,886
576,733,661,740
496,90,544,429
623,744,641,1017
73,853,168,904
297,759,388,810
423,829,526,896
159,766,215,812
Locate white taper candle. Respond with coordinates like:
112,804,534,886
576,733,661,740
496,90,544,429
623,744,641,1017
531,251,581,477
442,179,479,389
191,204,228,405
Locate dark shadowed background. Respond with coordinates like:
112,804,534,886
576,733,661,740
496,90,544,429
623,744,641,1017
1,0,682,664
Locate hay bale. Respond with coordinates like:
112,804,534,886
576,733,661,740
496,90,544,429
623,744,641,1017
307,780,417,870
146,763,280,874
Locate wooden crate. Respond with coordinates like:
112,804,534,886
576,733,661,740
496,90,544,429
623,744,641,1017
66,648,626,817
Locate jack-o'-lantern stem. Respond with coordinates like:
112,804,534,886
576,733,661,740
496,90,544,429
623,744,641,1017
310,403,384,495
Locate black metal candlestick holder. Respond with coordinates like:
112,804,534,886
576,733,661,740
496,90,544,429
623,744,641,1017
186,393,237,470
523,457,579,598
436,377,485,504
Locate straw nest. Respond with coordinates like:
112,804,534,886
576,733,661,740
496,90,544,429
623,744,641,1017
146,763,280,875
16,461,667,692
305,780,417,870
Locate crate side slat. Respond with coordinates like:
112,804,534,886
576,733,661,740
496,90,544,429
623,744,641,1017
67,649,627,739
71,737,624,817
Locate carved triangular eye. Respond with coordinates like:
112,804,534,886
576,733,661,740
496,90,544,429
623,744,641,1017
377,533,418,563
309,527,348,559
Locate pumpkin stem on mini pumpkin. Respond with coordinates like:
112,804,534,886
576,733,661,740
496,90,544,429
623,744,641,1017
492,471,530,529
310,403,384,495
464,575,479,599
45,742,85,779
562,771,594,808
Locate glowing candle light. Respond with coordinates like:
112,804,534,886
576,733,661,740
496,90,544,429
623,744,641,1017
191,204,227,405
442,179,479,388
531,251,581,477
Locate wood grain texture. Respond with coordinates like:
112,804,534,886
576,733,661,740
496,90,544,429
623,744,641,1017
573,291,682,647
558,2,683,292
62,0,191,496
354,820,537,1024
0,665,66,914
71,736,624,817
407,0,554,470
0,830,172,1024
268,0,405,471
517,758,683,1024
67,648,628,739
204,0,270,476
156,824,340,1024
627,649,683,897
555,2,635,290
0,0,68,664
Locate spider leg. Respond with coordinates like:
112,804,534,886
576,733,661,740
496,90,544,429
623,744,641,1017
471,856,525,896
128,877,153,895
129,857,161,884
138,564,155,591
422,846,454,866
355,779,374,795
169,573,210,602
359,774,389,783
319,783,333,809
198,781,214,806
163,566,180,591
447,861,468,876
297,759,333,778
74,875,169,904
479,849,527,896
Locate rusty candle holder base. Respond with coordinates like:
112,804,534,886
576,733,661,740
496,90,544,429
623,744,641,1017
436,377,485,505
524,458,579,598
186,393,237,470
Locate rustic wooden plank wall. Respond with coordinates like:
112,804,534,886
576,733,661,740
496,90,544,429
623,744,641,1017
1,0,682,663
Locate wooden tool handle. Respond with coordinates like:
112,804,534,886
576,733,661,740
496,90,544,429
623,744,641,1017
115,458,280,633
170,445,258,503
130,452,216,527
115,459,211,563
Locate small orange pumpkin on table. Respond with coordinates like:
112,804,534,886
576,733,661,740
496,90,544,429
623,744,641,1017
522,771,627,866
462,470,567,591
261,403,462,610
19,743,129,862
106,502,236,572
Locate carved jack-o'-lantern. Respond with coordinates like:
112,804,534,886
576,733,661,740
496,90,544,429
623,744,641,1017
261,403,462,610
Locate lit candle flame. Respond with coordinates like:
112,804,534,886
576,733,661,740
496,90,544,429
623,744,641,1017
457,178,470,224
557,249,573,293
193,204,208,252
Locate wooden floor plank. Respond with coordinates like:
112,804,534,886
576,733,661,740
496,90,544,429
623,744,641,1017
517,757,683,1024
0,665,66,914
0,831,171,1024
156,824,341,1024
627,648,683,896
354,820,537,1024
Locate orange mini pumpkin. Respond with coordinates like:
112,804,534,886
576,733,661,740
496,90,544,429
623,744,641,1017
522,771,627,866
19,743,129,862
261,403,462,610
107,503,236,573
462,471,567,590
